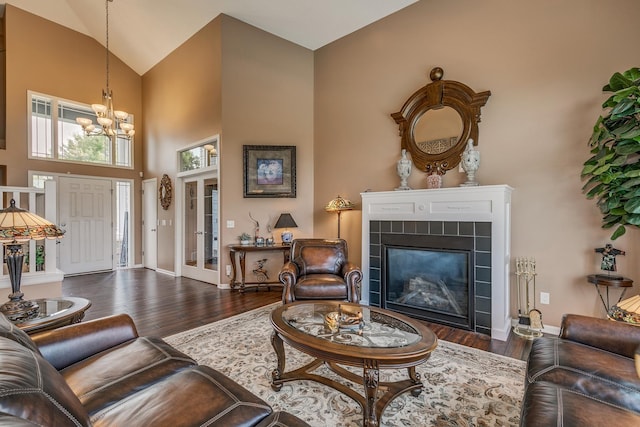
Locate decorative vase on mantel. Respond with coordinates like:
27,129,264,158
460,139,480,187
395,149,412,191
426,173,442,189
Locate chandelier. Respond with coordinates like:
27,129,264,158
76,0,134,139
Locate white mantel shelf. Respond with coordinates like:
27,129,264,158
361,185,513,341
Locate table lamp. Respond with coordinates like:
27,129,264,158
0,199,65,322
274,213,297,245
325,195,355,238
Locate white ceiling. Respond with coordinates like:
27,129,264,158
5,0,417,75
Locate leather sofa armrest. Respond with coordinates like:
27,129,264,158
342,262,363,303
560,313,640,358
30,313,139,370
280,261,300,304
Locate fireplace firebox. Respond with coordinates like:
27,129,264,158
382,233,475,330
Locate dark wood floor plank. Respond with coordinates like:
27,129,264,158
62,268,532,360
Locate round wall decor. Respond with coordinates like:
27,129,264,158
159,174,172,210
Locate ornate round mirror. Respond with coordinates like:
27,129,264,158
391,67,491,175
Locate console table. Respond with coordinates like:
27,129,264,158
228,245,290,292
15,297,92,335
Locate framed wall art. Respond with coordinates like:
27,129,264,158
243,145,296,198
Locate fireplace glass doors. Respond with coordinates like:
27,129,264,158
382,234,475,331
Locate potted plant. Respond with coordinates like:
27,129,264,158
239,232,252,245
582,67,640,240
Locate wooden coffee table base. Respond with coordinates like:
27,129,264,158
270,332,427,427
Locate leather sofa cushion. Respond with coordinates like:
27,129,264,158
526,337,640,412
91,365,273,427
0,338,91,427
0,313,41,355
294,274,348,299
520,381,640,426
61,336,197,415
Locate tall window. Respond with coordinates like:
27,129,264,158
28,91,133,168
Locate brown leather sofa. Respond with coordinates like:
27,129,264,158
520,314,640,425
280,238,362,304
0,312,310,427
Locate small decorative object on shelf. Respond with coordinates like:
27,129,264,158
239,233,251,246
595,243,625,279
255,236,265,246
395,149,412,191
426,172,442,189
513,257,543,339
460,139,480,186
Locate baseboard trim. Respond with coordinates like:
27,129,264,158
156,268,176,277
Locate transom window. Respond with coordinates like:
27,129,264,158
28,91,132,168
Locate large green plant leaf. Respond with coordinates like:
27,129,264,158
611,225,626,240
606,72,633,91
624,197,640,213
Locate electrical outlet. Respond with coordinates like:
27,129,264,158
540,292,550,305
226,265,232,276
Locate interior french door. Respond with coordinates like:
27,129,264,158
181,173,219,284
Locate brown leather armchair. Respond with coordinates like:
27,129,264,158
279,238,362,304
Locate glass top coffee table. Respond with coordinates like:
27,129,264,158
270,301,438,427
15,297,91,335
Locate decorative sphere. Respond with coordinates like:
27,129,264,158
430,67,444,81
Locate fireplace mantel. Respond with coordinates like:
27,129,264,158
361,185,513,341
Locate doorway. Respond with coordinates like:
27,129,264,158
142,178,158,270
180,173,219,284
58,176,113,274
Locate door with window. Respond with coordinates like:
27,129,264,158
181,174,219,283
58,176,113,274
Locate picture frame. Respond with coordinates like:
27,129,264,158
243,145,296,198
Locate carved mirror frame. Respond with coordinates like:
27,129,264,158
159,174,172,210
391,67,491,175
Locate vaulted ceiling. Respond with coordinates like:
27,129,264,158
5,0,417,75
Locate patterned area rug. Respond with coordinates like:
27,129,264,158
165,304,525,426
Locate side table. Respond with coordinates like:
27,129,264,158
15,297,91,335
587,274,633,314
228,245,290,292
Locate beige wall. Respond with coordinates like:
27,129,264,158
143,15,314,278
314,0,640,328
1,6,143,263
142,17,222,272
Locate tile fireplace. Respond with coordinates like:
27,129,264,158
361,185,513,341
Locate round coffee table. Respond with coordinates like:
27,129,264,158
270,301,438,427
15,297,91,334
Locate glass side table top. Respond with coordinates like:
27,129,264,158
281,302,422,348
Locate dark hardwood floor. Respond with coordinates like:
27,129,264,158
62,268,533,361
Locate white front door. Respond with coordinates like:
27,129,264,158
142,179,158,270
181,173,219,284
59,176,113,275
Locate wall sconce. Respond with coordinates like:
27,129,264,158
325,195,355,238
274,213,298,245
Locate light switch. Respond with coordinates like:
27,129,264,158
227,220,235,228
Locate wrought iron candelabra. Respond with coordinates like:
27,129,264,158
514,257,543,339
